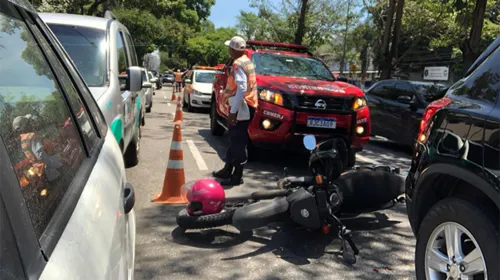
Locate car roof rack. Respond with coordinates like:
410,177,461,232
192,66,218,71
104,10,117,20
246,40,313,55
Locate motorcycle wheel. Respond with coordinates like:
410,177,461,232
176,209,235,230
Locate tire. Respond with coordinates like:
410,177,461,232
187,95,194,112
210,99,225,136
141,111,145,126
146,101,151,113
176,209,235,230
415,198,499,280
124,127,140,168
183,93,188,108
347,150,356,168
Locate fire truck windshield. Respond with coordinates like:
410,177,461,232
252,53,335,82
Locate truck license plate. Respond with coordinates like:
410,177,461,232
306,117,336,129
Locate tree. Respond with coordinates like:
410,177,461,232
185,27,237,66
295,0,309,45
236,11,264,40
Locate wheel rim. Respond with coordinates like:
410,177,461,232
425,221,487,280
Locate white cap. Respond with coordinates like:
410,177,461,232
224,36,246,51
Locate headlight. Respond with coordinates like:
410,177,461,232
193,90,203,96
259,89,284,106
352,97,367,110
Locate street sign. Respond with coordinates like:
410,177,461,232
423,66,449,81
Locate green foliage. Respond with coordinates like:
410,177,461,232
185,27,237,66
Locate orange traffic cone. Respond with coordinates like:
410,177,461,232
172,100,183,122
153,123,186,204
171,86,177,102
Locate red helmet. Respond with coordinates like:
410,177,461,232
183,178,225,215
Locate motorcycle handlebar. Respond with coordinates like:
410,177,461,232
277,176,315,189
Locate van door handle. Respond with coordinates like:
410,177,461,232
123,183,135,214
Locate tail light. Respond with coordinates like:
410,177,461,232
418,97,452,142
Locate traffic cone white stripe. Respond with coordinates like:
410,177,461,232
170,140,182,151
167,160,184,169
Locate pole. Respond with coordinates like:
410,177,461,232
340,0,352,75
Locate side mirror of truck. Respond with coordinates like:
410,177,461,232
119,66,142,92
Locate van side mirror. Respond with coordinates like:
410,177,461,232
185,79,192,84
119,66,142,92
397,95,412,104
142,82,153,88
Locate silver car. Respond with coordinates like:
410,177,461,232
0,1,135,279
142,69,154,112
41,11,145,167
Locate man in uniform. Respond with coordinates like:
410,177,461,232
212,36,258,186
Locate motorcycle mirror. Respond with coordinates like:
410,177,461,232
303,135,317,151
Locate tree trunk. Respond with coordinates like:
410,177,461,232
461,0,487,72
360,45,368,90
380,0,396,79
294,0,309,45
387,0,405,76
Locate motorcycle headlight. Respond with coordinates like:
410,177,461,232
258,88,284,106
352,97,367,110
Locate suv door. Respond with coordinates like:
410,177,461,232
365,81,395,138
116,28,137,148
389,82,422,144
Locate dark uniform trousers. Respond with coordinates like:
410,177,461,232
224,106,255,166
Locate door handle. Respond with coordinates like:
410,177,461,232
123,183,135,214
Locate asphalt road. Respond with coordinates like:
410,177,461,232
126,85,417,280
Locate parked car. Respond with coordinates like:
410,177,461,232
41,11,144,167
406,36,500,280
148,71,159,90
183,66,217,112
211,40,370,166
0,1,136,279
142,68,154,112
365,79,447,146
150,70,162,89
163,73,175,84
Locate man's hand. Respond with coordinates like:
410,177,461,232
228,113,237,126
221,93,231,103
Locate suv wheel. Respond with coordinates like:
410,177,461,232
210,99,224,136
347,150,356,168
416,198,498,280
124,127,140,168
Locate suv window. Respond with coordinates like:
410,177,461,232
0,13,85,238
117,31,128,75
452,47,500,104
370,82,394,98
29,22,98,151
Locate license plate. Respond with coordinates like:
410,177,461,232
306,117,336,129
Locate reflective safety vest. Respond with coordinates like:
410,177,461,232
175,72,183,82
20,133,38,161
224,55,258,108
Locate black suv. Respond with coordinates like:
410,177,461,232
406,37,500,280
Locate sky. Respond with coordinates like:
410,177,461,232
208,0,257,28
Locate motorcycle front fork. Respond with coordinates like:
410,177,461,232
326,214,359,265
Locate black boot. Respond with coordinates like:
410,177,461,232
212,163,234,179
220,165,244,186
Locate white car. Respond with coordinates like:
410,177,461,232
142,68,154,112
0,1,135,279
183,67,217,112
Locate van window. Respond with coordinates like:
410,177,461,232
117,31,128,75
46,24,106,87
0,12,85,238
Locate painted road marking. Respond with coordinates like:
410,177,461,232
186,139,208,171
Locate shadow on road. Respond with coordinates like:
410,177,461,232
134,202,414,280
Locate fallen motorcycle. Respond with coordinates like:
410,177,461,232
176,135,404,264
